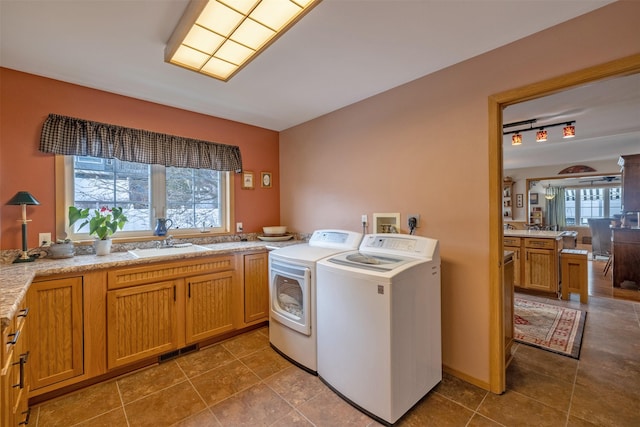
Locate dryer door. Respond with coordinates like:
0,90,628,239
270,261,311,335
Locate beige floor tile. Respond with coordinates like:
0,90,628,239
570,380,640,426
210,383,293,426
265,365,327,407
75,407,128,427
270,409,315,426
190,359,261,406
296,389,375,426
466,413,504,426
240,346,293,379
124,381,206,427
221,329,270,358
171,408,221,427
176,343,236,378
36,380,121,427
506,362,574,412
117,360,187,403
510,342,578,384
433,372,488,410
477,390,568,427
397,392,474,426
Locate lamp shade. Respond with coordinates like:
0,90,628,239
7,191,40,206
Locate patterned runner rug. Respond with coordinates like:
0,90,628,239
514,297,587,359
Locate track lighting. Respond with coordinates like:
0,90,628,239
503,119,576,145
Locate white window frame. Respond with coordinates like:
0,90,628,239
55,155,232,241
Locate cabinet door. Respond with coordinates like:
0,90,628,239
524,248,556,292
244,252,269,324
504,245,521,287
107,281,178,369
28,276,83,390
185,271,236,344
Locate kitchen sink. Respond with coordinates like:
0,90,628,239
128,244,213,259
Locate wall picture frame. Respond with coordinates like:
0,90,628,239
242,171,254,189
261,171,272,188
516,193,524,208
530,193,539,205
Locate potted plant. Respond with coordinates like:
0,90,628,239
68,206,128,255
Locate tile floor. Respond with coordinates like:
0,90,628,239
31,260,640,426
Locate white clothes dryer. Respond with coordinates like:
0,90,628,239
316,234,441,425
269,229,362,373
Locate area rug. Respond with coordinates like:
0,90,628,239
514,297,587,359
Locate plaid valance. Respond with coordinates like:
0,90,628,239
39,114,243,172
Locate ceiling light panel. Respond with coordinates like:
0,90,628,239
166,0,321,82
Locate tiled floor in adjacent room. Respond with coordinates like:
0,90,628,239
32,260,640,426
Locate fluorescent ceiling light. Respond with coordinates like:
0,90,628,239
165,0,320,81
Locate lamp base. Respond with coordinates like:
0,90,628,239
13,251,36,263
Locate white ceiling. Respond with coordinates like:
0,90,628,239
2,0,636,170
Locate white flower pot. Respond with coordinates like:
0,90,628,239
94,238,112,256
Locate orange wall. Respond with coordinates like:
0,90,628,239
280,1,640,386
0,69,279,249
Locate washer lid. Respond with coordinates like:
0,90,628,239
327,251,413,272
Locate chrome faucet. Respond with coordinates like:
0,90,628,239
162,235,175,247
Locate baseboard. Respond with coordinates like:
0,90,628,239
442,365,490,392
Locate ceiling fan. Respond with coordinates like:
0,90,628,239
578,175,620,183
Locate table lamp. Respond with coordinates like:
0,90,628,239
7,191,40,263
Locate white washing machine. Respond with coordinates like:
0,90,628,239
269,229,362,373
316,233,441,425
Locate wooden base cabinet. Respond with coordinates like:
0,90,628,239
27,277,84,391
1,299,30,427
186,271,236,343
504,236,561,295
243,252,269,324
107,281,179,369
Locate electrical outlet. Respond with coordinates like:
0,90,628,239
408,214,420,228
236,222,243,233
361,214,368,224
39,232,52,247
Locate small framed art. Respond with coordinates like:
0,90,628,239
516,194,524,208
530,193,539,205
242,171,254,189
261,172,272,188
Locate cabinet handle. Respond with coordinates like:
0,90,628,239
17,307,29,318
188,282,191,298
12,351,29,389
173,285,176,302
18,407,31,426
7,330,20,346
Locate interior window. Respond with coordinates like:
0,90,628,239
65,155,229,238
565,186,622,225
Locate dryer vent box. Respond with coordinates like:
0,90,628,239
373,213,400,233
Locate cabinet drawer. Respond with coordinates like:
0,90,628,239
503,237,521,247
108,255,236,290
524,238,555,250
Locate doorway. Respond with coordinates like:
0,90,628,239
488,54,640,394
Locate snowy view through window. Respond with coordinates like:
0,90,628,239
73,156,221,233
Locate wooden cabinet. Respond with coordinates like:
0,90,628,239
503,237,522,287
107,281,179,369
106,255,238,369
28,276,84,390
503,252,514,365
1,299,30,427
503,179,514,219
243,252,269,324
619,154,640,212
503,236,561,295
186,271,236,343
612,228,640,301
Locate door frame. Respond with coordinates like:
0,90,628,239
488,54,640,393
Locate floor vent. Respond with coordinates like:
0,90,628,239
582,236,592,244
158,344,199,363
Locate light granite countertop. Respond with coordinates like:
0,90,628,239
503,230,567,239
0,239,301,331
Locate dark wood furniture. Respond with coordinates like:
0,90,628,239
612,228,640,300
618,154,640,212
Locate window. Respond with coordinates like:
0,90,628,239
564,186,622,225
62,155,230,239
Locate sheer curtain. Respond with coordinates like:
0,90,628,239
546,187,566,229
